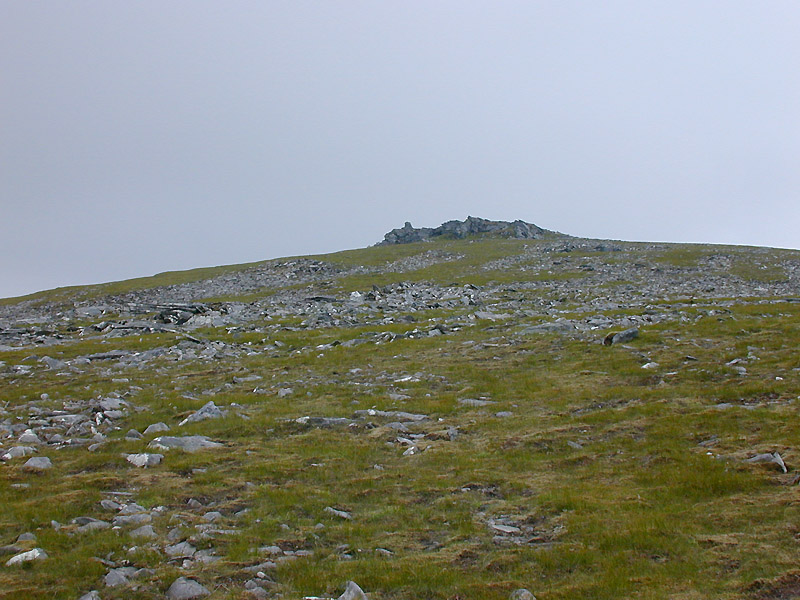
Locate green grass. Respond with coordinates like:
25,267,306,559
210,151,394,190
3,237,800,599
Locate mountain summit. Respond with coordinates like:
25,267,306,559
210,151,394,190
379,216,550,245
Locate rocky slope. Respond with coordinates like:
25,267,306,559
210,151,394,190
1,220,799,600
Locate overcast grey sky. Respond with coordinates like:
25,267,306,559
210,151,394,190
2,2,799,299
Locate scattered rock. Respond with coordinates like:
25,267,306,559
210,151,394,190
324,507,352,520
510,589,537,600
179,401,227,426
458,398,495,407
166,577,211,600
604,327,639,345
1,446,37,461
130,524,158,539
23,456,52,470
746,452,788,473
143,422,170,435
149,436,223,452
165,541,197,558
6,548,48,566
125,453,164,467
105,567,135,587
337,581,368,600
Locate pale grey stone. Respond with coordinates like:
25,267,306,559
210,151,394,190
166,577,211,600
149,436,222,452
125,453,163,467
510,589,536,600
143,422,170,435
130,524,157,539
179,401,226,426
165,541,196,558
5,548,48,566
324,507,352,520
337,581,367,600
23,456,52,470
1,446,37,461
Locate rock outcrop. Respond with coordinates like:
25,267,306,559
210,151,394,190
379,216,549,245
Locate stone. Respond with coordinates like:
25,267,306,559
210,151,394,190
165,541,197,558
166,577,211,600
510,589,537,600
490,523,521,534
76,519,111,533
78,591,102,600
130,524,157,538
458,398,496,407
143,422,170,435
353,409,428,422
18,429,42,444
746,452,788,473
149,436,223,452
40,355,68,370
125,453,163,467
605,327,639,345
23,456,52,470
1,446,37,460
17,532,36,542
5,547,48,566
105,567,135,587
324,506,352,520
179,401,227,426
203,511,223,522
337,581,368,600
521,321,575,334
125,429,143,440
113,513,151,527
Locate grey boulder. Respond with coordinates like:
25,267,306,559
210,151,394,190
149,436,223,452
166,577,211,600
23,457,52,470
337,581,368,600
179,401,227,426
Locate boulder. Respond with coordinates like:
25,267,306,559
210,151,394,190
337,581,368,600
23,457,52,470
179,401,227,426
166,577,211,600
149,436,223,452
5,548,48,566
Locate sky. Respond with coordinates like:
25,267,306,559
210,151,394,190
2,2,799,299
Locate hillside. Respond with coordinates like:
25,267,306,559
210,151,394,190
1,219,800,600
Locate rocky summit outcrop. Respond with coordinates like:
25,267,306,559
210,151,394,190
378,216,550,245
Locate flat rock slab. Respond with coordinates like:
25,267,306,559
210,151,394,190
149,436,223,452
458,398,496,407
353,409,428,422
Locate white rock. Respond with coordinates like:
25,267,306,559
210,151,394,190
6,548,48,566
125,453,163,467
337,581,368,600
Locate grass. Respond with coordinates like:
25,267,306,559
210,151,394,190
2,236,800,599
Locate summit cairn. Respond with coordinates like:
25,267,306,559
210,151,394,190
378,216,549,245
